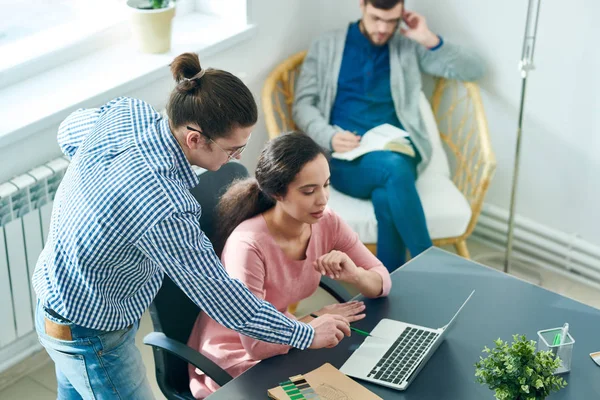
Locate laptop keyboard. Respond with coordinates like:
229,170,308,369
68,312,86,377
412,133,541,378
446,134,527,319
367,327,439,385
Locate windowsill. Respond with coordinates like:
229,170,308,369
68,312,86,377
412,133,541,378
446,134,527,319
0,13,256,148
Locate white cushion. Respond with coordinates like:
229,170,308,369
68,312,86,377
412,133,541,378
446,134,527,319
328,173,471,243
415,171,472,239
328,188,378,243
326,93,470,243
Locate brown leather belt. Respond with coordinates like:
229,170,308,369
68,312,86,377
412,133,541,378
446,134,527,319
42,308,133,341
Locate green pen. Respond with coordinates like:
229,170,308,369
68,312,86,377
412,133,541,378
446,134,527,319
350,326,385,339
552,332,562,346
350,326,373,337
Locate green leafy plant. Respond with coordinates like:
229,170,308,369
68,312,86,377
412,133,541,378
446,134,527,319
150,0,170,9
132,0,173,10
475,335,567,400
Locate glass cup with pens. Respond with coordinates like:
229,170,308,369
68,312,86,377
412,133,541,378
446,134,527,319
537,323,575,374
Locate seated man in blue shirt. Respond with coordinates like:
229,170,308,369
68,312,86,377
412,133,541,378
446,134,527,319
293,0,484,272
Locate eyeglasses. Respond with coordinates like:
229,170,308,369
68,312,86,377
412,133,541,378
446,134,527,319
186,126,248,160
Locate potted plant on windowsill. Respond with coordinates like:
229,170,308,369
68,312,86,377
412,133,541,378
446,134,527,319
127,0,176,53
475,335,567,400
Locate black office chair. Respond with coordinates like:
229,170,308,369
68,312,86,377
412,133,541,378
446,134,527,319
143,162,352,400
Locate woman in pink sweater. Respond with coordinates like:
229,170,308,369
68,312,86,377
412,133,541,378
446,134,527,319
187,132,392,398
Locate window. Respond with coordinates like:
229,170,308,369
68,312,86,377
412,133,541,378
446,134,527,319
0,0,126,89
0,0,247,89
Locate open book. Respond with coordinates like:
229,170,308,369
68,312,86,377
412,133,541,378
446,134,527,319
331,123,415,161
268,363,382,400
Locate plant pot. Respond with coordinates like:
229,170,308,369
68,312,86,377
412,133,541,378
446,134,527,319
127,0,176,54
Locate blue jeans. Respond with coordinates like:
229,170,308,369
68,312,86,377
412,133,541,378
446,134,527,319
330,151,432,272
35,301,154,399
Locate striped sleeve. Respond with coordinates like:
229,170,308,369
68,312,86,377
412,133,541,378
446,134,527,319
57,97,127,159
136,212,315,349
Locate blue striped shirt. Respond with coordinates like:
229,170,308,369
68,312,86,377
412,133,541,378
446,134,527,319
32,97,314,349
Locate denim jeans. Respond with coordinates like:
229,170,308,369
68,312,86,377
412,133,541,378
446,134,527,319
34,301,154,399
330,151,433,272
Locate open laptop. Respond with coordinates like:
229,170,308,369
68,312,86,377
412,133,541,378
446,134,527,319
340,290,475,391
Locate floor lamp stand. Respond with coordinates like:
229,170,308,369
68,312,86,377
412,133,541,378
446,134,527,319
502,0,543,283
502,68,542,284
474,0,543,285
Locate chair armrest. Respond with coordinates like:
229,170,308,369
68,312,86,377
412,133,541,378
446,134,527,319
431,78,497,238
261,50,307,139
143,332,233,387
319,276,353,303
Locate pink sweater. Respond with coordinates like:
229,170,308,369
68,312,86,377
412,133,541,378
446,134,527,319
187,209,391,398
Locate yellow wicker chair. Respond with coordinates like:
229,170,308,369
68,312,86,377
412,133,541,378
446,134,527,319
261,50,496,260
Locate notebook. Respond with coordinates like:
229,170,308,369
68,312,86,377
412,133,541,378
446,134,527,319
268,363,382,400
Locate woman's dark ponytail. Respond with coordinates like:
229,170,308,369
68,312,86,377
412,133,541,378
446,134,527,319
214,178,275,255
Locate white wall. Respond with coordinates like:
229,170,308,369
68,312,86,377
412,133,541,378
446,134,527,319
408,0,600,246
2,0,598,246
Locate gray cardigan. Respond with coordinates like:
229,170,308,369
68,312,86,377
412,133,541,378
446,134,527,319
293,27,485,171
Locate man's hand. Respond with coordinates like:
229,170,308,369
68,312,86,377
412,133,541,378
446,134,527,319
332,131,360,153
308,314,351,349
400,11,440,48
314,301,366,323
313,250,361,284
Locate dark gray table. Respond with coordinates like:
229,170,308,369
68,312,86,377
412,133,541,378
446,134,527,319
207,247,600,399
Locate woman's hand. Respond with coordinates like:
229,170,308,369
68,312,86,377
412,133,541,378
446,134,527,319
313,250,362,283
314,300,366,323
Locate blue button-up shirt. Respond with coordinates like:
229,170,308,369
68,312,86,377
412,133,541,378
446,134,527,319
32,97,313,349
330,21,405,136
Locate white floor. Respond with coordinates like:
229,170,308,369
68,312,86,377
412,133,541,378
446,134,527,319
1,239,599,399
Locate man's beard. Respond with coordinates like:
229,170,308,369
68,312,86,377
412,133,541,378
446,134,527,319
368,32,393,46
359,20,395,47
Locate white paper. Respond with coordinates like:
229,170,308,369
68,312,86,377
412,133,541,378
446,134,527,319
332,124,410,161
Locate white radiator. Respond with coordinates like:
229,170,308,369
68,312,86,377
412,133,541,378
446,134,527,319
473,203,600,288
0,156,69,372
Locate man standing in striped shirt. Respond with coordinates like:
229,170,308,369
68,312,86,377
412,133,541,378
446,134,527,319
32,52,351,399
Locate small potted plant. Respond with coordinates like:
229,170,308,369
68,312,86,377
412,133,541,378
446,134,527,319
127,0,176,53
475,335,567,400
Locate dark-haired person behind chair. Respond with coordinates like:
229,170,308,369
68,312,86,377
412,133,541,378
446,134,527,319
187,132,392,398
32,52,351,399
